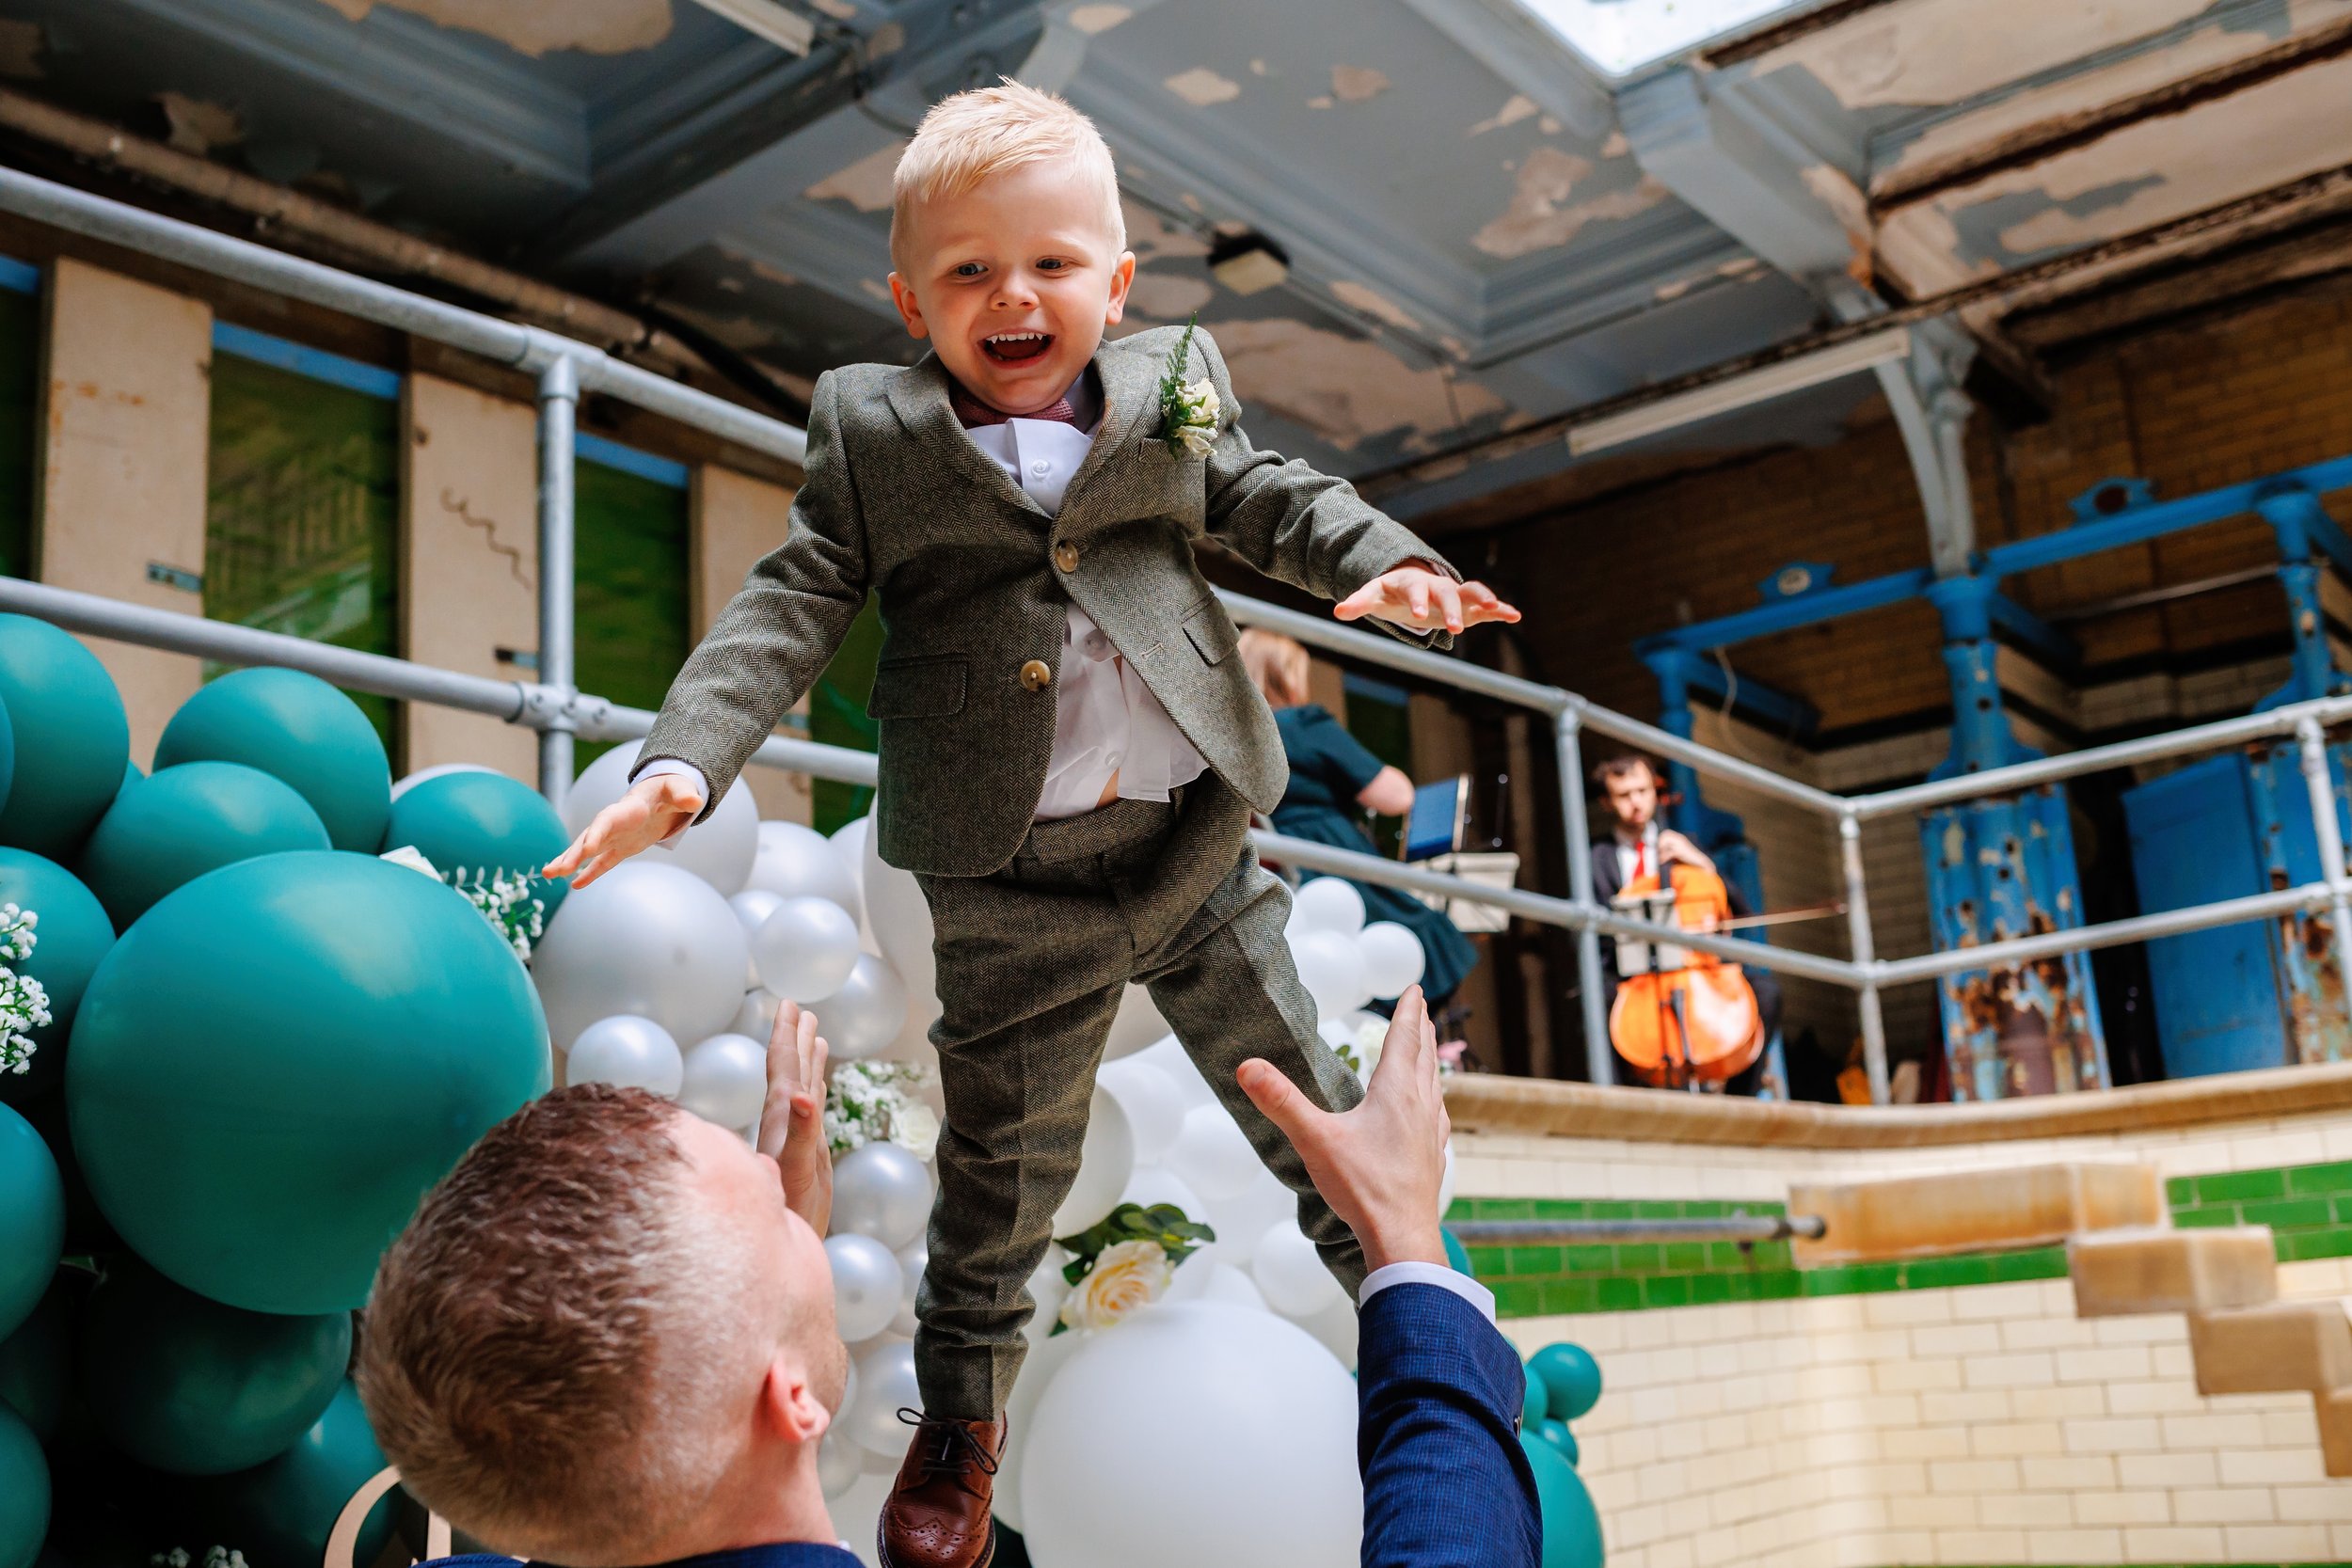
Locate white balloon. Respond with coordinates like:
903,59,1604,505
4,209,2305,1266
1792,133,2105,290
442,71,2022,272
388,762,495,802
1168,1103,1261,1203
1293,1291,1360,1371
1119,1165,1205,1221
1095,1059,1184,1165
1356,921,1427,1002
862,822,942,1031
1125,1035,1216,1113
891,1234,928,1338
833,1142,934,1248
677,1032,769,1126
1101,983,1171,1062
994,1325,1083,1534
1291,929,1371,1021
827,1234,906,1343
845,1338,923,1457
565,1014,684,1097
1252,1219,1343,1317
750,819,864,915
818,1433,865,1500
729,988,782,1042
1050,1087,1134,1236
1023,1245,1073,1354
1020,1304,1360,1568
754,895,863,1004
565,742,758,895
1291,876,1366,937
729,890,786,988
1198,1261,1271,1312
1203,1171,1297,1267
533,860,752,1050
818,953,910,1060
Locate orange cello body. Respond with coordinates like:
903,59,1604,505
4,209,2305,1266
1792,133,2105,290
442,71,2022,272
1608,861,1766,1087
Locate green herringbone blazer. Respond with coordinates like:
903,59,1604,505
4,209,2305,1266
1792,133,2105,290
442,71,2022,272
637,325,1454,878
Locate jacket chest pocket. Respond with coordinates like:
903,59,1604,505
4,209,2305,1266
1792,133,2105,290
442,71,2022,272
1182,600,1239,664
866,656,969,719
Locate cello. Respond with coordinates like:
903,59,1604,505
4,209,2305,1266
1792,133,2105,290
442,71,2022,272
1608,831,1765,1089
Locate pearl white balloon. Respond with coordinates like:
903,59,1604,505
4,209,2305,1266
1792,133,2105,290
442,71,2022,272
749,819,863,914
677,1032,768,1126
994,1325,1083,1534
730,987,782,1040
862,822,942,1031
1125,1036,1216,1113
533,860,751,1050
1023,1245,1073,1354
729,890,786,988
1290,929,1371,1021
1203,1171,1296,1267
754,895,863,1004
1168,1103,1261,1203
1291,876,1366,937
1252,1219,1343,1317
1095,1059,1184,1165
1198,1262,1271,1312
1294,1291,1360,1371
565,741,757,895
389,762,496,802
818,953,910,1061
1356,920,1427,1001
833,1142,935,1248
1050,1087,1134,1236
844,1338,924,1457
1020,1304,1360,1568
827,1234,906,1344
890,1235,928,1338
565,1014,684,1096
1120,1165,1206,1221
1101,983,1171,1062
818,1433,865,1500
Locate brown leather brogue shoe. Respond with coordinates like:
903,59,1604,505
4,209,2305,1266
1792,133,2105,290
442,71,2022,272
877,1409,1007,1568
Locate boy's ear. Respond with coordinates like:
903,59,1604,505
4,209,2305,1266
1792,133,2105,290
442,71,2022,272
887,274,929,340
1103,251,1137,326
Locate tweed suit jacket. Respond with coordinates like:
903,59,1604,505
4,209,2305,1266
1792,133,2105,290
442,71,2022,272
637,324,1455,878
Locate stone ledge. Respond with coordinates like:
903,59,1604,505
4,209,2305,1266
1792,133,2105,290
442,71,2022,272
1791,1163,2162,1264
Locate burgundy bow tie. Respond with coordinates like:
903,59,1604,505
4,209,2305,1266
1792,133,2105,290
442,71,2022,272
949,383,1078,428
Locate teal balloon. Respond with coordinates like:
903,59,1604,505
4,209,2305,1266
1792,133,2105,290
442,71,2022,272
75,763,330,930
1520,1366,1549,1429
68,851,551,1314
0,851,114,1106
0,689,15,825
0,616,128,861
0,1274,72,1443
208,1383,398,1568
153,670,390,853
382,770,571,920
77,1260,349,1476
0,1102,61,1339
1530,1341,1603,1423
1521,1433,1604,1568
1442,1226,1472,1276
0,1404,47,1568
1538,1418,1579,1466
14,1095,117,1256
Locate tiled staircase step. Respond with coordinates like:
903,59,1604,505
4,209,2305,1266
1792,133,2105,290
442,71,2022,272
1791,1162,2163,1265
2188,1299,2352,1395
2069,1226,2278,1318
2316,1386,2352,1478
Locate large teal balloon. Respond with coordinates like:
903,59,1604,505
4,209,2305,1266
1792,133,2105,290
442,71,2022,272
68,851,550,1314
14,1096,117,1256
0,851,113,1106
0,1102,61,1340
382,770,571,920
1521,1432,1605,1568
0,1273,72,1443
75,763,330,930
0,689,16,825
1537,1418,1579,1466
206,1384,398,1568
1521,1363,1549,1429
1530,1341,1603,1423
77,1260,349,1476
153,670,389,853
0,617,128,860
0,1404,46,1568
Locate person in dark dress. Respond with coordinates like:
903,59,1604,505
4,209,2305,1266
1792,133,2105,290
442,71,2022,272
1240,629,1481,1013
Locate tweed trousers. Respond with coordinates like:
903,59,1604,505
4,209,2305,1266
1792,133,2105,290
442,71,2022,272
909,771,1368,1419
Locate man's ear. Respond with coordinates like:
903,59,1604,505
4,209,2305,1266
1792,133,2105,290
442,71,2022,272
756,1354,833,1446
887,274,929,341
1103,251,1137,326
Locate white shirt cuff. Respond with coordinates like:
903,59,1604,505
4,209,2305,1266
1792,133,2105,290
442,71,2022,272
633,759,707,845
1359,1260,1496,1324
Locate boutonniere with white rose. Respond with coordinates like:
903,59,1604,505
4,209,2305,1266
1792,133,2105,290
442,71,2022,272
1156,314,1217,458
1051,1201,1215,1334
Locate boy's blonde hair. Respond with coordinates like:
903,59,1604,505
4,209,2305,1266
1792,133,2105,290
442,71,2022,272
890,80,1125,274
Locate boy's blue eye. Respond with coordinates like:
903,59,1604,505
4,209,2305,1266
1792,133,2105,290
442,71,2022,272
954,263,984,278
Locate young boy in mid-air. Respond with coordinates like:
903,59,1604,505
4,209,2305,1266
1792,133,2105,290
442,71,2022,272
547,81,1519,1568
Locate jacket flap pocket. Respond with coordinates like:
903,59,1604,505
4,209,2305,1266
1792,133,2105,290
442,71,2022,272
1183,602,1240,664
866,657,968,720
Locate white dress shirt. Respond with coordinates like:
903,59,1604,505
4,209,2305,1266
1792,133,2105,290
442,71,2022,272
1359,1259,1497,1323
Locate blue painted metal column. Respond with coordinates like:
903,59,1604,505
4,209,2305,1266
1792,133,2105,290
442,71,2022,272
1918,574,2109,1100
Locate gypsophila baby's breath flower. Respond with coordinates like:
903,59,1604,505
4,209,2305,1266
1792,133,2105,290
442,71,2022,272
826,1060,938,1159
0,902,48,1076
444,866,547,962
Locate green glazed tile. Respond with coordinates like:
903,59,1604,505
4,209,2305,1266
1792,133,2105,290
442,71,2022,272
1631,1199,1684,1220
1663,1243,1708,1273
2165,1175,2196,1205
1725,1272,1762,1301
2333,1196,2352,1224
1616,1244,1661,1273
1708,1242,1745,1268
2287,1160,2352,1195
2198,1167,2286,1202
1756,1271,1804,1300
1483,1198,1538,1220
1800,1266,1862,1296
1689,1273,1733,1306
2243,1197,2334,1230
1539,1278,1598,1316
2281,1229,2352,1262
1903,1255,1994,1290
1595,1276,1642,1311
1492,1280,1542,1319
1465,1247,1509,1278
1988,1247,2069,1282
1534,1198,1586,1220
1506,1246,1565,1275
1684,1200,1729,1218
2173,1206,2238,1228
1589,1200,1634,1219
1563,1244,1615,1274
1445,1198,1477,1223
1643,1275,1692,1307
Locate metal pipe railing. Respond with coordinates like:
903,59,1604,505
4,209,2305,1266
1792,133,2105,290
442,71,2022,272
1869,883,2331,986
1449,1213,1825,1247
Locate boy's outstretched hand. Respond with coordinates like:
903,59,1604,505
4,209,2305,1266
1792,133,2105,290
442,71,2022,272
542,774,705,890
1334,562,1520,637
1236,985,1452,1274
759,997,834,1236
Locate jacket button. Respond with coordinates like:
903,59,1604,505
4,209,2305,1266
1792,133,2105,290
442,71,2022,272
1020,658,1053,691
1054,541,1080,573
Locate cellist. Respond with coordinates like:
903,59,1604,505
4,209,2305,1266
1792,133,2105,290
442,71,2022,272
1589,753,1783,1095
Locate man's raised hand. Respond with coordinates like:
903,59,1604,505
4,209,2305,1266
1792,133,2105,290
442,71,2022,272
541,774,704,890
1334,564,1520,637
1236,985,1452,1274
759,998,834,1236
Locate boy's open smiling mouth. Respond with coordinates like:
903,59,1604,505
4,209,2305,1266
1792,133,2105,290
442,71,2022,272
982,330,1054,364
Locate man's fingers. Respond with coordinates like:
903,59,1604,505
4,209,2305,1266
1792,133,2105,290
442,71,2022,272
542,834,587,879
1435,578,1463,634
1407,578,1429,622
1237,1057,1323,1147
1332,585,1372,622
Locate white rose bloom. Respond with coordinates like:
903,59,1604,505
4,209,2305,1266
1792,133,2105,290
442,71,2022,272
1058,1239,1173,1333
1176,422,1216,457
891,1101,942,1163
1184,380,1218,420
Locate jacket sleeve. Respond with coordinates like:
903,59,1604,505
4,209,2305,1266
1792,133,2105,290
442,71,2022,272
1357,1281,1543,1568
1190,329,1459,652
633,370,870,817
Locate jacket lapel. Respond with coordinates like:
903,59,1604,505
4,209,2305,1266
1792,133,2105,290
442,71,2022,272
883,355,1046,518
1058,333,1161,512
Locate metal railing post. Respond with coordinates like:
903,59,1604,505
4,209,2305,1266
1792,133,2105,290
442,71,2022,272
2295,716,2352,991
1556,705,1613,1085
1839,812,1891,1104
535,354,580,810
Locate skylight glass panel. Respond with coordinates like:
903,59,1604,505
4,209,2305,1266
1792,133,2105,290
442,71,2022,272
1507,0,1817,77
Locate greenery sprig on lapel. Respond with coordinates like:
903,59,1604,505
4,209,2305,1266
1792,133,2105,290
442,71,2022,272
1156,314,1219,457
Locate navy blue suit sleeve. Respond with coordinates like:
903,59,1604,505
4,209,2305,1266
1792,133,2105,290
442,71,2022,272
1357,1282,1542,1568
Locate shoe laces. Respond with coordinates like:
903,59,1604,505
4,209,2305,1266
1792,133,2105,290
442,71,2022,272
897,1408,1001,1481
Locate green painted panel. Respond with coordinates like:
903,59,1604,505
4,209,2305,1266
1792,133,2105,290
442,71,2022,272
809,593,881,833
572,458,689,776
